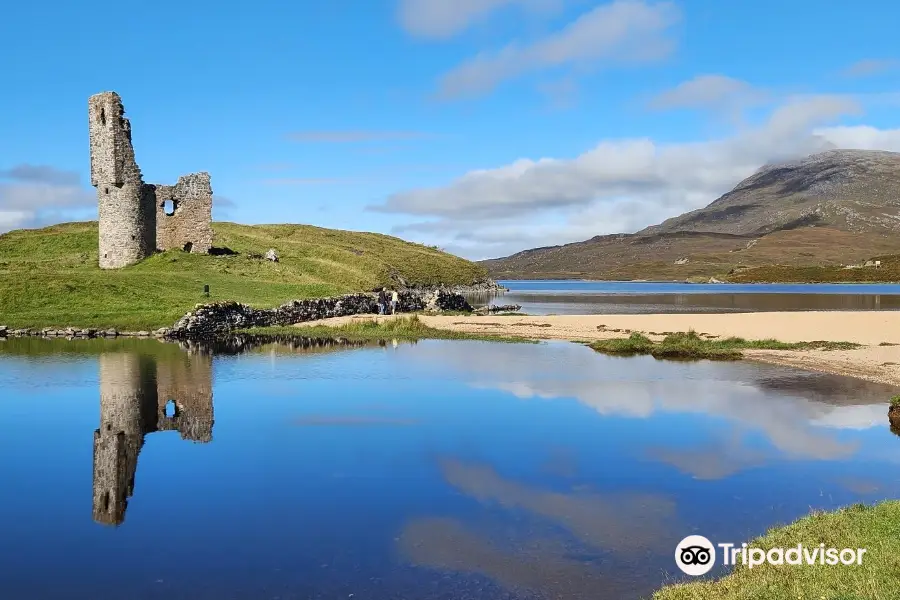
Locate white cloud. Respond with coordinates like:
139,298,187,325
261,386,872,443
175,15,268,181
397,0,564,39
0,165,95,233
841,58,899,78
437,0,680,99
285,130,433,143
648,74,769,112
372,94,900,259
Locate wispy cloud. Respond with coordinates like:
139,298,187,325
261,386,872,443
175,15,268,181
437,0,681,99
0,164,95,233
841,58,899,78
285,130,434,143
254,162,297,172
648,74,770,112
263,177,366,185
261,165,465,186
0,164,82,186
537,76,580,109
397,0,565,39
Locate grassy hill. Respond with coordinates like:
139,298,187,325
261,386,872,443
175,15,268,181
483,150,900,281
0,221,489,330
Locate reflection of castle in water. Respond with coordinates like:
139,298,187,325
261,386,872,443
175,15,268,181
92,349,213,526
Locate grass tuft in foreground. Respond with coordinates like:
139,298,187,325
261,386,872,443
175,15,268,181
590,330,860,361
890,395,900,408
242,315,532,343
653,500,900,600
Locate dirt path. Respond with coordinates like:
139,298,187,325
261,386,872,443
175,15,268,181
295,311,900,387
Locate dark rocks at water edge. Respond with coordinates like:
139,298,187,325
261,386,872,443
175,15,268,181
174,334,375,356
0,327,174,339
889,404,900,430
168,289,472,339
397,278,509,294
474,304,522,314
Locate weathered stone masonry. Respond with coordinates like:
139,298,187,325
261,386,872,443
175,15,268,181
89,91,213,268
90,93,156,269
147,172,213,254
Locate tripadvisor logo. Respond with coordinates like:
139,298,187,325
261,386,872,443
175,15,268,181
675,535,867,576
675,535,716,576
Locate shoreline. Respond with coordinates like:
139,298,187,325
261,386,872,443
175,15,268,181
294,311,900,387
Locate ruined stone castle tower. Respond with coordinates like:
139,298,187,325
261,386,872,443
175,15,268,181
89,93,156,269
89,92,214,269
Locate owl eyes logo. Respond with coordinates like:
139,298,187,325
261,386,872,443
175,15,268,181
680,545,712,566
675,535,716,576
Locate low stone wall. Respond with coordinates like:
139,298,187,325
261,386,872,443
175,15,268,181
0,326,165,339
168,289,472,339
0,290,472,341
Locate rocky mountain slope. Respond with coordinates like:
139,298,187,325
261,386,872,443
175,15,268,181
483,150,900,281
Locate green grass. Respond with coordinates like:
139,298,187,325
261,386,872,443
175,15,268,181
890,395,900,408
653,501,900,600
0,221,488,330
240,315,532,344
590,331,860,361
727,255,900,283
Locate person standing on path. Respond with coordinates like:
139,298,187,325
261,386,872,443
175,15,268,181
391,289,399,314
377,288,388,315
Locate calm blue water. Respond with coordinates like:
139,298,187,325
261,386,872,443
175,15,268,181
1,337,898,599
476,281,900,315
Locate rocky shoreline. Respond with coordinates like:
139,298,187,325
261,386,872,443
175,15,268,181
397,278,509,295
0,289,475,342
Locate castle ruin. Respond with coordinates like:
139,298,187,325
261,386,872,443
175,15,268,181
89,92,213,269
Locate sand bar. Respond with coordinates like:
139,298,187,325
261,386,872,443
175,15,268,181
296,311,900,387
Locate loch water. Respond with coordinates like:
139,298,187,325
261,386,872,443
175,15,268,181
1,336,898,600
471,280,900,315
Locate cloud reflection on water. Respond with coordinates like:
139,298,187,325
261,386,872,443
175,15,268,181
400,458,675,600
399,341,895,479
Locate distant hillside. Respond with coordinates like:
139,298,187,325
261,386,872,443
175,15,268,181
483,150,900,281
0,221,489,329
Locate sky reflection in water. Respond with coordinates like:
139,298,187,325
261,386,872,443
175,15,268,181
0,336,898,600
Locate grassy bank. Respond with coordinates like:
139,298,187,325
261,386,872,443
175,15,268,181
242,316,531,343
0,221,488,330
654,501,900,600
590,331,860,360
726,255,900,283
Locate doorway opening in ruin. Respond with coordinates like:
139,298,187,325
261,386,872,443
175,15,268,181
163,199,176,216
99,107,106,126
183,242,193,253
165,400,177,418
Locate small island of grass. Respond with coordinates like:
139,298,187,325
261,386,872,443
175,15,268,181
589,331,860,360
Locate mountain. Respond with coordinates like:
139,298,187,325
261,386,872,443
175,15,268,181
482,150,900,281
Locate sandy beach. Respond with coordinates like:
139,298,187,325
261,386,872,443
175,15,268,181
296,311,900,387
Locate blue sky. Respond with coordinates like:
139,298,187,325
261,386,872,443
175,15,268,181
1,0,899,259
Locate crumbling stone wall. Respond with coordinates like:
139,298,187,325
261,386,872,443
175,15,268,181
89,92,156,269
147,172,214,254
89,91,214,267
168,289,473,339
